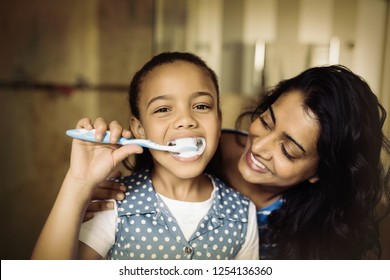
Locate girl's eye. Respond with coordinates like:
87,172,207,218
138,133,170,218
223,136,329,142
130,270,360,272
154,107,170,113
194,104,211,110
281,145,296,161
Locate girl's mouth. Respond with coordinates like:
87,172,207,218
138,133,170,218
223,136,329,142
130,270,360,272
168,137,206,158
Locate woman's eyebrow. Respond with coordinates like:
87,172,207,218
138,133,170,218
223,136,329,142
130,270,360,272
270,106,306,154
283,132,306,154
269,106,276,124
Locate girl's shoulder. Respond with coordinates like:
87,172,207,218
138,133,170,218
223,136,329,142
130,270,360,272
209,173,250,204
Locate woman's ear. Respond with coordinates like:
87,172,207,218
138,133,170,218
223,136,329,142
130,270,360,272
308,175,319,184
130,117,146,139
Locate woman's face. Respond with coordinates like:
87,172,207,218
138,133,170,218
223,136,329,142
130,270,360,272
238,90,320,189
131,61,221,179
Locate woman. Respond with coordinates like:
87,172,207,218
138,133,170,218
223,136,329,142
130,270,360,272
83,65,390,259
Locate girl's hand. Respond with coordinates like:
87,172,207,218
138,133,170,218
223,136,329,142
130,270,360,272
66,118,142,190
76,117,133,143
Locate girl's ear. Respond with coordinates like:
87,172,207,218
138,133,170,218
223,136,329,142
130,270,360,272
308,175,319,184
130,117,146,139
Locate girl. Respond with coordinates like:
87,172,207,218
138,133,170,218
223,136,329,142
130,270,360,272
31,52,259,260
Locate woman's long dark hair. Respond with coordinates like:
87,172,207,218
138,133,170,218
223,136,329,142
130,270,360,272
240,65,390,259
123,51,220,171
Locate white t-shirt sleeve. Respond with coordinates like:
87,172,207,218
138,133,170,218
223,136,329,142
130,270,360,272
234,200,259,260
79,200,117,258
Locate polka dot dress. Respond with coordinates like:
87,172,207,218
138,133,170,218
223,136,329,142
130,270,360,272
108,169,250,260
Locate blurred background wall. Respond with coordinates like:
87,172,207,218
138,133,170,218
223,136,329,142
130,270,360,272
0,0,389,259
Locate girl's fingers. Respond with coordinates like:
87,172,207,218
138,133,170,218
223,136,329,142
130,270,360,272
93,117,110,141
121,129,133,139
108,121,124,144
112,145,143,167
76,117,94,129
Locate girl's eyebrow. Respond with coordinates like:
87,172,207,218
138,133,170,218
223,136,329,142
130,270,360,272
146,95,171,109
270,106,307,154
147,91,214,109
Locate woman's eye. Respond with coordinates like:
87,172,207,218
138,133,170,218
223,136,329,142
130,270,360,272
259,116,271,130
281,145,296,161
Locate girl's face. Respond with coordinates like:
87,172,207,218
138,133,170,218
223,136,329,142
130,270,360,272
131,61,221,179
238,90,320,189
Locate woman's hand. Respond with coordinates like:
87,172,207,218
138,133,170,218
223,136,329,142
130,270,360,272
83,170,126,222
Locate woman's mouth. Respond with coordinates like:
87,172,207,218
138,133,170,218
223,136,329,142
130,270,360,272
246,151,271,173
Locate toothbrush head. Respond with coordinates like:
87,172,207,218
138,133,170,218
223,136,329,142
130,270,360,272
168,138,206,157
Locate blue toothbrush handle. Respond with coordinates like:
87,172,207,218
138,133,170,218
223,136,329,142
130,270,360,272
66,129,199,153
66,129,145,146
65,129,170,149
66,129,114,143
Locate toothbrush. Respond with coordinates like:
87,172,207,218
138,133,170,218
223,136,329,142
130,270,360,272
66,129,199,154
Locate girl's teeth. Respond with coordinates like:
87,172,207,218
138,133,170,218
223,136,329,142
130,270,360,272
169,138,206,158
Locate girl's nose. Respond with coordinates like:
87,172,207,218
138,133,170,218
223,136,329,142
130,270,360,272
173,110,198,129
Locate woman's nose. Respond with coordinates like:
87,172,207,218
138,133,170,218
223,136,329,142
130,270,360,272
251,133,274,161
